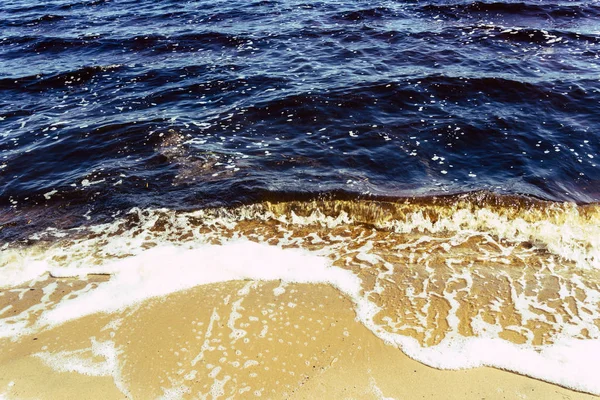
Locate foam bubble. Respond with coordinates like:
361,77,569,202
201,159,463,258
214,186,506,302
158,385,190,400
38,241,362,328
33,338,131,398
0,257,49,289
402,334,600,395
34,347,112,377
2,199,600,395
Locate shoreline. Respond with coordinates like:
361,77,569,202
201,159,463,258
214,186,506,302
1,279,597,399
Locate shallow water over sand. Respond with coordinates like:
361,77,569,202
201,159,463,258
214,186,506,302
2,195,600,395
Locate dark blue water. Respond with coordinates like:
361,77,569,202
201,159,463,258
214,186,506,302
1,0,600,238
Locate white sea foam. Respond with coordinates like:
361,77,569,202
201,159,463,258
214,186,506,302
13,239,596,395
0,257,49,289
366,325,600,395
2,202,600,395
34,338,131,398
38,241,362,327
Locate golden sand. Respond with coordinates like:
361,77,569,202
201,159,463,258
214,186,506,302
0,278,596,399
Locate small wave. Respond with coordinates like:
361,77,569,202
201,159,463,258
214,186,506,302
2,195,600,394
4,14,68,27
419,1,600,20
331,7,394,22
126,32,254,53
0,65,122,91
492,26,600,45
0,31,256,57
57,0,110,10
242,74,591,118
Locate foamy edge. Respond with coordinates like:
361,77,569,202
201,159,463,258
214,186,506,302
2,201,600,396
7,240,599,396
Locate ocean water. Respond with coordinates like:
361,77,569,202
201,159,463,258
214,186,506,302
1,0,600,397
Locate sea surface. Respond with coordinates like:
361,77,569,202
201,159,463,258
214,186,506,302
1,0,600,397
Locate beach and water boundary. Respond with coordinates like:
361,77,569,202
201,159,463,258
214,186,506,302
1,194,599,398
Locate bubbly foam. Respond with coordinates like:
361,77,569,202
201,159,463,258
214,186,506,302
39,241,361,327
34,339,131,398
1,197,600,395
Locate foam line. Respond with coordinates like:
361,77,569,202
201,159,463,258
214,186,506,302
30,239,600,395
39,241,362,327
2,200,600,396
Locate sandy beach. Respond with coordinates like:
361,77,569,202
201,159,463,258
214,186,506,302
0,277,596,400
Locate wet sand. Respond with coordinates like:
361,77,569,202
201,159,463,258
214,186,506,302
0,279,596,399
